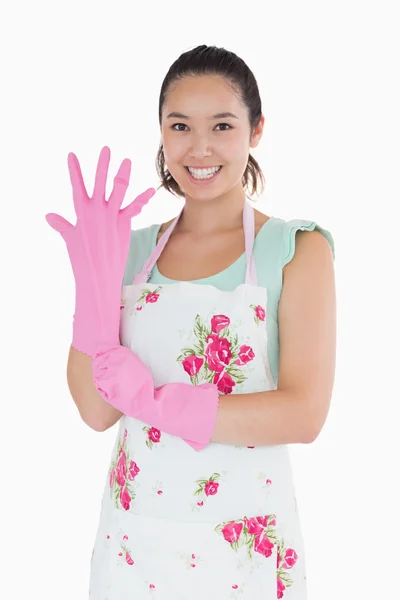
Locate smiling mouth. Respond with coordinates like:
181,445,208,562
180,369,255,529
184,166,223,181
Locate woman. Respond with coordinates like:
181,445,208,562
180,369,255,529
46,45,336,599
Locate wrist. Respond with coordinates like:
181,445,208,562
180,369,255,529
72,294,122,357
92,345,154,413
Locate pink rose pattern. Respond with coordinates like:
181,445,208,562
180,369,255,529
177,313,256,393
142,425,162,450
250,303,266,325
130,286,163,313
193,472,220,501
105,533,136,568
214,513,298,596
108,428,140,511
215,514,276,559
276,537,299,597
106,455,299,594
118,538,135,567
113,300,300,593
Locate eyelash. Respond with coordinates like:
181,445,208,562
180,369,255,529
171,123,233,132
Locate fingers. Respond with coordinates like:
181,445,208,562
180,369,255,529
92,146,111,201
107,157,132,211
120,187,156,219
45,213,74,241
67,152,89,215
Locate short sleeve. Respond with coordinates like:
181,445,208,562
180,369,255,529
123,224,159,286
282,219,335,267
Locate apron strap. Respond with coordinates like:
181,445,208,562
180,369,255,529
243,200,258,287
133,208,183,285
133,201,258,286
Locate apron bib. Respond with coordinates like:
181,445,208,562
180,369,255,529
89,201,307,599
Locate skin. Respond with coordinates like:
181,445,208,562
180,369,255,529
156,74,270,280
156,74,337,445
68,74,336,445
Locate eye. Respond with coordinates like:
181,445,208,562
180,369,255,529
215,123,232,131
171,123,188,132
171,123,233,132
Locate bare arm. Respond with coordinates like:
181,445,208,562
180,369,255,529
210,229,336,446
67,345,123,431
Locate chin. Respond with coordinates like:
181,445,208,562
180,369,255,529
179,187,226,203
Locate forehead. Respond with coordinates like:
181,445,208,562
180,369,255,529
163,75,245,117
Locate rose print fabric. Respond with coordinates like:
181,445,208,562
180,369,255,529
89,201,307,599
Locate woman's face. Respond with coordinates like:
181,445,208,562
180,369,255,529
160,75,264,202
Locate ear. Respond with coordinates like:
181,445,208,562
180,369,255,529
250,114,265,149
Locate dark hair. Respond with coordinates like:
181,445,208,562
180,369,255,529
155,45,265,199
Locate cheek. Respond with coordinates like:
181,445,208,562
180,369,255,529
223,137,249,161
162,130,186,161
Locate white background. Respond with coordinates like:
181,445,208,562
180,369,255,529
1,1,399,599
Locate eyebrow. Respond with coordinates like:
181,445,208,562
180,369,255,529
166,111,239,120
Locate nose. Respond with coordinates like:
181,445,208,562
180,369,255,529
188,149,212,159
188,138,212,160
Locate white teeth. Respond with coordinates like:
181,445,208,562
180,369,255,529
188,166,221,179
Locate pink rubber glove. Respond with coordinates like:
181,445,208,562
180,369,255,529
93,345,220,451
45,146,155,356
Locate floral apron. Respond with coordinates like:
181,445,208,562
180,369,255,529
89,200,307,599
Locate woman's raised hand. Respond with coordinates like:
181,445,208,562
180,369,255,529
46,146,156,356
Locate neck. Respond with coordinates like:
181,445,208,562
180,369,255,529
176,187,247,235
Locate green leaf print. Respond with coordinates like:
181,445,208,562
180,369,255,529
193,342,204,356
231,540,241,553
279,571,293,586
205,371,215,384
229,347,240,360
245,540,253,559
226,367,243,378
181,348,196,357
195,479,209,486
194,314,203,334
266,527,278,544
194,316,209,345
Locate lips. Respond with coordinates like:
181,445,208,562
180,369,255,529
185,166,223,184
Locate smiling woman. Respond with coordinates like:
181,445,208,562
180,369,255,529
51,44,336,600
156,48,266,207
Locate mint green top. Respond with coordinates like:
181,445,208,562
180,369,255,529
123,215,335,387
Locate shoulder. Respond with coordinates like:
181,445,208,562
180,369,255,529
282,229,334,292
283,227,334,277
253,211,335,263
254,213,335,268
156,217,175,243
278,218,336,337
123,223,160,285
252,212,335,304
253,208,271,233
280,218,335,269
129,222,160,252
